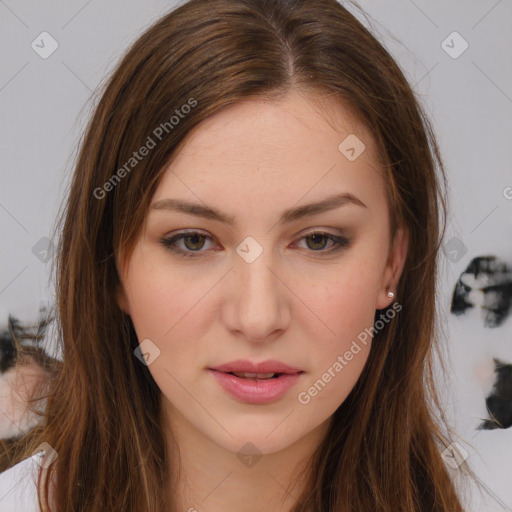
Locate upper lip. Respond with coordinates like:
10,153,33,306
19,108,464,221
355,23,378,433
209,359,303,374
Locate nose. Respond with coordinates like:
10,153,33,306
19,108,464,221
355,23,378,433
224,244,290,342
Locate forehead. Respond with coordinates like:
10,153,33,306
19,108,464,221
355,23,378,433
172,90,379,162
150,90,386,217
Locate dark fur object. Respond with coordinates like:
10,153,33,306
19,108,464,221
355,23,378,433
0,307,56,472
479,359,512,430
450,256,512,328
450,255,512,430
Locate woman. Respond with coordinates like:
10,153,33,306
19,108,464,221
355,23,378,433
0,0,492,510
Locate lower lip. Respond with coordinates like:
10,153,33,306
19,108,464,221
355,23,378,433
208,370,302,404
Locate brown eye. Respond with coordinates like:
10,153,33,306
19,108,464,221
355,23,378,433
304,233,330,251
182,233,207,251
296,232,350,254
160,231,215,257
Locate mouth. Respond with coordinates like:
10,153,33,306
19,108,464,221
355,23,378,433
208,369,304,404
209,359,304,376
220,371,301,380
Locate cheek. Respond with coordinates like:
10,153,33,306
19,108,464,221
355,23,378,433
123,257,223,376
304,263,379,343
122,256,200,342
294,267,378,404
297,286,374,411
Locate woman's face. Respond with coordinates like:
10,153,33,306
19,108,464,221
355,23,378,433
116,90,408,456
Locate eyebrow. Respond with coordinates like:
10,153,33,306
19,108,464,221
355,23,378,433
150,192,367,226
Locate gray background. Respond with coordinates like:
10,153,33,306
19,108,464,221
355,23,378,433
1,1,511,510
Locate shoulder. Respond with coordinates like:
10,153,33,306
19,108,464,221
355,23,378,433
0,453,42,512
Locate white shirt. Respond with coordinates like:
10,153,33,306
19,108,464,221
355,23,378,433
0,454,42,511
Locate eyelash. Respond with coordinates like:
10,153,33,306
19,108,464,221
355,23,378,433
159,230,350,258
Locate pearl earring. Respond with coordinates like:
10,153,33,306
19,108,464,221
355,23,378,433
387,290,394,299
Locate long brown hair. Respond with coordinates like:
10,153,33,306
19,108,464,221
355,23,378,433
6,0,494,510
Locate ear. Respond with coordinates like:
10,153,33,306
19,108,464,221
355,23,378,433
375,224,409,310
116,282,131,315
115,250,131,315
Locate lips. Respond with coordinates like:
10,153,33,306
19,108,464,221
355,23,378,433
208,368,303,404
208,360,304,404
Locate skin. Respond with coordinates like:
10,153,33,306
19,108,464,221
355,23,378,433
116,89,408,511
